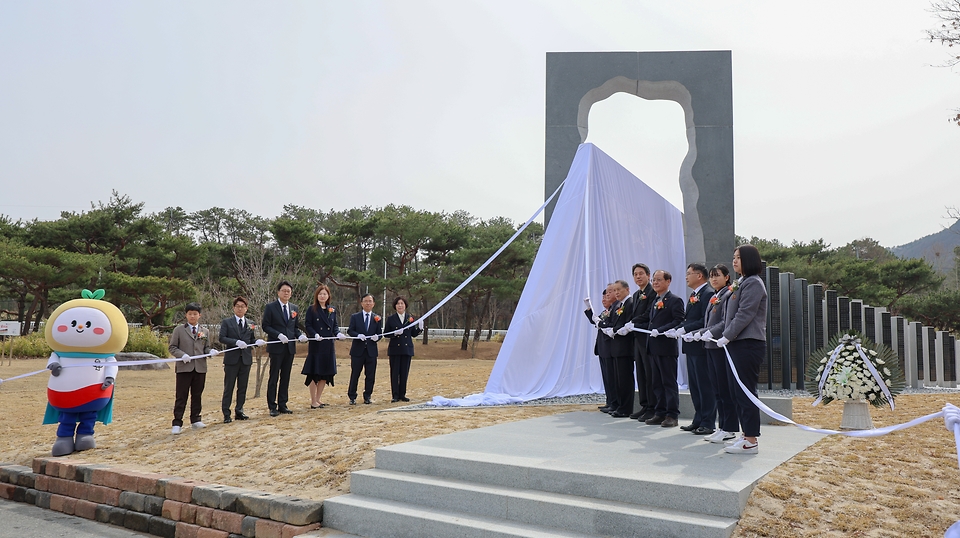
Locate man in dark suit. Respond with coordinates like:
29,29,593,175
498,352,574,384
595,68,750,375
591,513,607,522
670,263,716,435
628,263,657,420
260,281,307,416
585,286,617,412
644,270,686,427
347,293,382,405
607,280,636,418
219,296,262,423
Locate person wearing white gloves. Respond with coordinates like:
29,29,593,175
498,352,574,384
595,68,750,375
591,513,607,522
642,270,686,428
347,293,383,405
585,285,618,414
385,296,424,403
261,281,306,416
301,284,342,409
218,296,259,423
718,246,768,455
676,263,716,435
695,264,739,445
168,302,212,434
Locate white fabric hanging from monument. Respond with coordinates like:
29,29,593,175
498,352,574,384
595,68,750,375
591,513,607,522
429,143,686,406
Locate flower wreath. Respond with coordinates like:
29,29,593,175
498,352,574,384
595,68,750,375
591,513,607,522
804,330,905,409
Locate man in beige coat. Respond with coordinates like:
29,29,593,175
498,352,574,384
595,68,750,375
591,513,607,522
168,302,217,434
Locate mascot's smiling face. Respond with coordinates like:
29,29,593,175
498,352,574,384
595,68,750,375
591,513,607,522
50,307,112,348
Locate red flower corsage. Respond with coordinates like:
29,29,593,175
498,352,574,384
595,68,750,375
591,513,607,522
616,307,624,316
374,315,381,322
639,294,647,301
709,295,720,305
291,311,298,318
689,295,699,304
327,307,335,313
655,300,664,310
408,316,414,323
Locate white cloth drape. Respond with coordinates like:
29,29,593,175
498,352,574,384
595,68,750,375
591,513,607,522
429,143,686,406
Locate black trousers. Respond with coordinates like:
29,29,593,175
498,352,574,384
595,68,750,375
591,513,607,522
707,347,739,433
389,355,412,399
726,339,765,437
348,353,377,400
634,336,654,413
266,349,295,411
649,353,679,418
599,356,619,408
612,355,636,414
222,361,251,416
173,371,206,427
686,353,716,428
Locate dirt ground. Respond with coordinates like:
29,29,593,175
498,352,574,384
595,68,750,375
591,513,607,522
1,340,958,536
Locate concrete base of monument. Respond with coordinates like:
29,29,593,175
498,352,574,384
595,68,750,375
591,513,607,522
323,410,822,538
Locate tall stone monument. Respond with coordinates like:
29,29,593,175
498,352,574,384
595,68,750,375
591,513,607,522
545,50,735,267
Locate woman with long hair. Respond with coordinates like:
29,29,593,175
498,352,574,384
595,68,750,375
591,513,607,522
716,245,767,454
384,296,423,402
302,284,343,408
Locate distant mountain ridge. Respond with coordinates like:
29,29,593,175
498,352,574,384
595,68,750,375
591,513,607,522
891,219,960,271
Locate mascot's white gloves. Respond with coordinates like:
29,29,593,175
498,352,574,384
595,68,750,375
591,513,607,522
298,334,308,343
236,340,248,349
47,362,62,377
101,377,114,390
337,332,347,340
717,336,730,347
665,329,678,339
372,335,380,342
602,327,615,338
701,330,713,342
682,333,696,342
675,327,686,337
210,349,220,356
278,334,289,344
650,329,660,338
417,319,424,330
255,339,266,346
181,354,192,363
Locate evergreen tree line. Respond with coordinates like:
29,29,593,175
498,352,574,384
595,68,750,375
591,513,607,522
0,192,543,351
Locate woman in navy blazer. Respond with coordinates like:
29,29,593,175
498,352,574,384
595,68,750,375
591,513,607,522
302,284,343,408
717,245,768,455
385,296,423,402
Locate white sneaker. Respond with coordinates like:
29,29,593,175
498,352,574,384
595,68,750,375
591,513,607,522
724,433,743,446
705,430,736,444
723,437,758,455
191,421,207,429
171,426,182,435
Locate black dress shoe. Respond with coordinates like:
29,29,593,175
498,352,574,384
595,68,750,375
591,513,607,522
279,408,293,414
400,397,410,402
609,411,629,418
629,411,644,420
693,427,716,435
661,417,679,428
638,411,655,421
363,398,372,405
680,423,699,432
644,415,666,425
391,399,400,403
223,416,233,424
598,406,611,413
349,399,356,405
269,409,280,417
235,411,249,420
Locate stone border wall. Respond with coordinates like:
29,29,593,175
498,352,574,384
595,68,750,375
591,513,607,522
0,458,322,538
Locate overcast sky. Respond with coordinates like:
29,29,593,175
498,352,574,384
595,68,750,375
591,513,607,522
1,1,958,249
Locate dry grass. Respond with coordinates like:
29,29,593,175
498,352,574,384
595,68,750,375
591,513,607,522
2,340,959,536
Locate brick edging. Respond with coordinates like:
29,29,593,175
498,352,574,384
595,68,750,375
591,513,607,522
0,459,321,538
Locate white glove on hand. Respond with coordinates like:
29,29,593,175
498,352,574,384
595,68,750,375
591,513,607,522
210,349,220,356
583,298,591,308
236,340,248,349
665,329,677,338
337,332,347,340
592,315,601,324
278,334,289,344
691,332,702,341
717,336,730,347
372,335,380,342
298,334,308,343
417,319,424,330
650,329,660,338
313,333,322,341
682,333,695,342
675,327,686,337
255,339,266,346
181,354,192,363
358,334,367,341
616,327,629,336
701,330,713,342
602,327,615,338
624,321,635,332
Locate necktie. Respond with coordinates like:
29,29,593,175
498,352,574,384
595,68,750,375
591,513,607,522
192,326,196,336
283,304,288,321
365,313,370,330
238,318,244,330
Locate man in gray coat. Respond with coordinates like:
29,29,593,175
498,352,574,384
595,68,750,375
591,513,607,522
168,302,215,435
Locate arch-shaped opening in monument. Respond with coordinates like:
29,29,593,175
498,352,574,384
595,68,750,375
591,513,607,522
583,92,688,212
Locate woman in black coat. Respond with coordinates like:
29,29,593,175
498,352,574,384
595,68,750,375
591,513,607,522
302,284,343,408
385,296,423,402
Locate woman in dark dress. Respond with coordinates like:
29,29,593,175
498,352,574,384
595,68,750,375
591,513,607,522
302,284,343,408
385,296,423,403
